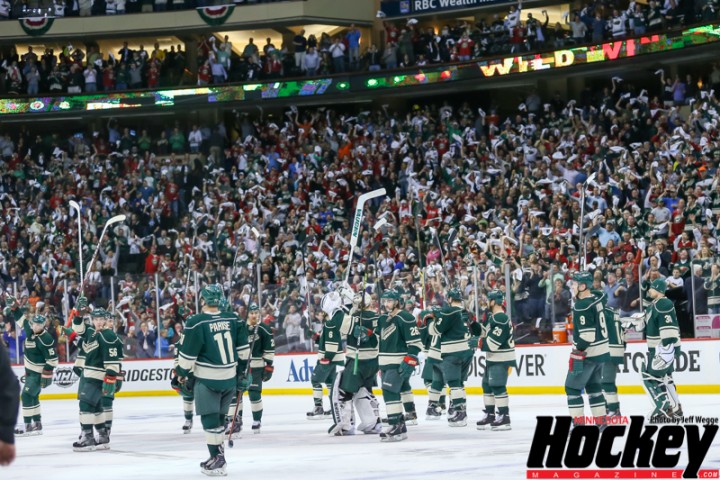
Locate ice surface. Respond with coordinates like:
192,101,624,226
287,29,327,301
6,394,720,480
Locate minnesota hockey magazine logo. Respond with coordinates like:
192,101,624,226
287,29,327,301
526,416,719,478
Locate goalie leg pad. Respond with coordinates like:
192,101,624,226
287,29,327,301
353,387,380,433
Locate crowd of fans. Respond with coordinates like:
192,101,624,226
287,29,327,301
1,61,720,363
0,0,291,20
2,0,720,96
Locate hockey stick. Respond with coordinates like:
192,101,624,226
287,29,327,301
69,200,84,287
228,226,262,448
578,172,596,270
352,269,368,376
66,214,126,327
344,188,386,283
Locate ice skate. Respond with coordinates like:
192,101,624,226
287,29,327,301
306,406,326,420
73,430,97,452
251,420,261,434
447,406,467,427
607,409,622,419
224,416,241,437
476,412,496,430
201,453,227,476
491,414,511,431
425,403,442,421
15,422,42,437
183,418,193,434
403,412,418,426
96,428,110,450
379,422,407,442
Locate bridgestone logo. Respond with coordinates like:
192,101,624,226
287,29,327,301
526,416,719,478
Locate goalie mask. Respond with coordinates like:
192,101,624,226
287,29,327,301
320,291,343,317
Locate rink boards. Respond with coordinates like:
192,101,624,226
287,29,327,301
12,339,720,399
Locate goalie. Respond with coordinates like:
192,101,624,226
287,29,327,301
625,279,682,420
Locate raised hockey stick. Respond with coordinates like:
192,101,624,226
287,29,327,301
344,188,386,283
69,200,84,287
352,269,368,376
228,226,262,448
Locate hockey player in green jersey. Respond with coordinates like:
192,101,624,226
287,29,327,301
175,284,247,476
472,289,516,431
426,288,473,427
419,308,446,420
237,303,273,434
592,289,626,418
172,325,195,434
377,289,423,442
222,298,249,437
6,299,58,437
640,279,683,420
565,272,609,426
73,308,123,452
331,289,382,435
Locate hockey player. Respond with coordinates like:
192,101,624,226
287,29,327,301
222,298,249,437
425,288,473,427
331,290,382,435
398,296,419,426
313,291,347,434
377,289,423,442
8,304,58,437
641,279,682,420
172,323,195,434
419,308,446,420
175,284,246,476
238,303,274,434
473,290,516,430
592,289,625,418
565,272,609,426
73,308,123,452
306,328,332,420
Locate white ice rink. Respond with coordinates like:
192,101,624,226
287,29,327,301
6,394,720,480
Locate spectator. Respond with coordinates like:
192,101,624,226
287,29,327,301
365,44,381,72
329,37,345,73
83,64,98,92
243,38,259,60
345,24,361,71
304,47,321,77
135,321,156,358
293,29,307,74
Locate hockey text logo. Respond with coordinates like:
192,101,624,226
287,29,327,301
526,416,719,478
287,358,314,382
53,367,79,388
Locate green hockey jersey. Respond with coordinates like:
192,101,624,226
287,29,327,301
481,310,516,367
177,311,244,390
593,291,626,365
247,322,274,369
318,310,346,366
572,295,610,361
428,305,471,358
340,309,379,361
645,297,681,354
72,314,94,371
377,309,422,369
82,329,123,382
17,313,58,374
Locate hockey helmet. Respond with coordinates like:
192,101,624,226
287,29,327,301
5,294,17,309
572,271,594,289
248,303,259,312
447,288,463,301
649,278,667,294
218,298,232,313
321,291,343,316
200,284,224,307
486,290,504,304
91,308,111,319
381,289,400,301
30,314,46,325
76,296,89,310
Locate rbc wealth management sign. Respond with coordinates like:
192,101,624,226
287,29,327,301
380,0,509,17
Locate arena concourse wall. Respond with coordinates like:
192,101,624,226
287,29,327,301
14,339,720,400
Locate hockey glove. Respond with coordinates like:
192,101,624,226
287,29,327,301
102,374,117,398
651,344,675,371
398,355,419,378
116,371,126,393
311,358,333,384
569,349,586,375
171,374,194,397
312,332,321,345
262,364,274,382
353,324,372,344
40,368,53,388
468,336,480,350
237,374,251,393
